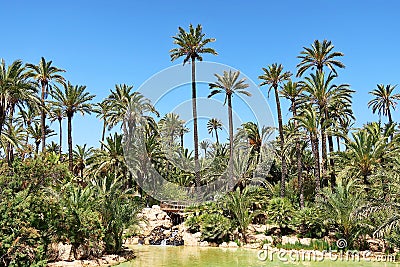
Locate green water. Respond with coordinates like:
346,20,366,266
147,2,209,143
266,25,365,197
118,245,399,267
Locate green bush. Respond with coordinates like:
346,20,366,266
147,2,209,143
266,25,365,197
200,213,232,243
266,197,296,235
295,206,327,238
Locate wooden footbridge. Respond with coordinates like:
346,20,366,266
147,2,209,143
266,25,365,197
160,200,192,213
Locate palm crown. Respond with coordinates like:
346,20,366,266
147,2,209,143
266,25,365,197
170,24,217,64
368,84,400,124
297,39,345,77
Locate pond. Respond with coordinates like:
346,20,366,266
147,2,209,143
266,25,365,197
118,245,399,267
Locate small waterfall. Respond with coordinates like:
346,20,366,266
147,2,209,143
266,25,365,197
160,239,167,246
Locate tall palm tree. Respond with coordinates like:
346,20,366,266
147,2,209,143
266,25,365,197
207,118,222,144
28,122,55,154
51,82,95,171
0,59,39,163
368,84,400,125
301,71,353,188
259,63,291,197
49,106,64,156
170,24,217,188
209,70,251,162
17,106,39,146
294,107,321,193
281,81,305,208
296,39,345,77
94,100,109,150
26,57,65,152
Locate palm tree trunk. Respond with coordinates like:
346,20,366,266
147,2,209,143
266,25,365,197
327,134,336,189
41,83,46,152
227,94,234,161
320,117,328,187
274,86,286,197
58,118,62,156
215,128,219,144
388,110,393,125
6,105,15,165
227,94,235,187
336,136,341,152
101,120,106,150
311,133,321,193
292,102,304,208
67,114,73,171
191,57,200,188
180,132,184,148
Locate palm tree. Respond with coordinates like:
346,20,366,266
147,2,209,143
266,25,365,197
296,39,345,77
28,122,55,154
73,144,93,178
199,140,210,157
301,71,353,188
90,133,126,179
18,106,39,146
51,82,95,171
170,24,217,188
259,63,291,197
46,141,60,154
0,59,39,163
281,81,304,208
207,118,222,144
368,84,400,125
294,107,321,193
94,100,109,150
209,70,251,162
49,106,64,156
26,57,65,152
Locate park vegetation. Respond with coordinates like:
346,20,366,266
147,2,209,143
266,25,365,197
1,24,400,265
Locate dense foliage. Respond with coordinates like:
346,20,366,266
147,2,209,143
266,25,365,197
2,24,400,264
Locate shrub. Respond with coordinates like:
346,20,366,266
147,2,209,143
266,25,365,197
266,197,295,235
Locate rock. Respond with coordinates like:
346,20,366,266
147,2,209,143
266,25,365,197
248,224,267,234
182,231,201,246
299,238,311,246
126,237,139,245
57,243,74,261
144,237,150,245
199,241,209,247
282,236,299,245
157,213,166,220
152,205,161,210
228,241,238,248
243,243,259,249
163,230,171,237
219,242,228,248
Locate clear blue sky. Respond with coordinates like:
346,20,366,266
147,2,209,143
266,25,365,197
1,0,400,149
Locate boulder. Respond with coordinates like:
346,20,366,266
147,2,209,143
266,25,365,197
299,238,311,246
57,243,74,261
183,231,201,246
199,241,209,247
228,241,239,248
282,236,299,245
219,242,228,248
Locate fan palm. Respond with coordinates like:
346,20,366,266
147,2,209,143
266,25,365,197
170,24,217,187
296,39,345,77
51,81,95,171
26,57,65,152
208,70,251,162
259,63,291,197
368,84,400,125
